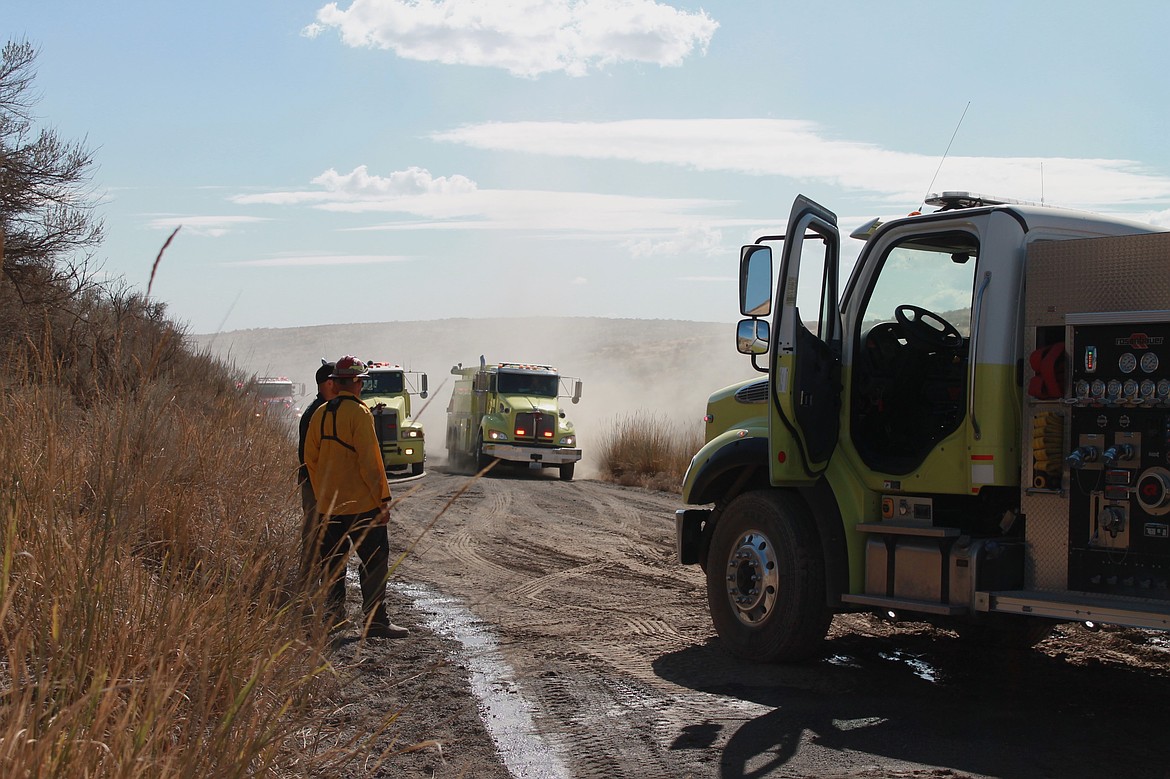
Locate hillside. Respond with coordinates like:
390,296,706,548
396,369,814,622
188,317,758,474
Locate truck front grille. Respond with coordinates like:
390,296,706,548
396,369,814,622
514,412,557,443
374,408,398,442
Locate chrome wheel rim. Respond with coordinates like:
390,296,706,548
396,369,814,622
724,529,779,626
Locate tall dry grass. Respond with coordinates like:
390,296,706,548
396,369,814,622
0,284,404,776
595,412,703,492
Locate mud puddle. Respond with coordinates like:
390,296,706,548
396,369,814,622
393,582,572,779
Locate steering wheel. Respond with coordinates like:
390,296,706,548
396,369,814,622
894,305,962,351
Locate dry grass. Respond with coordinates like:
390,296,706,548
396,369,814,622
595,412,703,493
0,282,405,776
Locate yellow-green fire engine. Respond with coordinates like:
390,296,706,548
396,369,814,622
362,362,428,478
678,191,1170,662
447,358,582,480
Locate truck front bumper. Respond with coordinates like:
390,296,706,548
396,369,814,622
381,442,424,471
483,444,581,465
675,508,711,565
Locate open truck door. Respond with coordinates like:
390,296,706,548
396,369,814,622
770,195,842,481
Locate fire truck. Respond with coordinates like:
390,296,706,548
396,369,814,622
447,358,582,480
362,362,429,478
252,376,303,419
677,191,1170,661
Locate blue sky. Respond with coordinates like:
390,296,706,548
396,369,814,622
8,1,1170,333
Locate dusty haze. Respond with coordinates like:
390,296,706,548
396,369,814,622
188,317,758,477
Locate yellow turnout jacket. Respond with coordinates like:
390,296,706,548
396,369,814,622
304,391,391,516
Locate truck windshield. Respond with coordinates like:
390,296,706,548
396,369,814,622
497,371,559,397
364,372,405,394
256,383,293,399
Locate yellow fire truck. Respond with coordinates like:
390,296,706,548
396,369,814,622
447,358,582,480
362,362,428,478
678,191,1170,661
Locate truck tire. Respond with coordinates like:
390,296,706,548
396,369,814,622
706,489,831,663
476,434,493,473
446,428,460,467
411,461,424,476
559,463,575,481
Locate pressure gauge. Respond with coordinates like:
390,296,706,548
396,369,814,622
1075,380,1091,399
1141,379,1156,399
1142,352,1160,374
1159,379,1170,399
1124,379,1139,399
1119,352,1138,374
1106,379,1122,400
1091,379,1106,399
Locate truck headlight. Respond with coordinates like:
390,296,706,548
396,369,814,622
403,429,422,438
560,435,575,446
487,430,509,441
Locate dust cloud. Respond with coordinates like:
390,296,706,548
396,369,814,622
189,317,757,478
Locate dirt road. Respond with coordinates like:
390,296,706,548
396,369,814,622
352,467,1170,778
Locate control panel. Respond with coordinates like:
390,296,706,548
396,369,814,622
1066,317,1170,599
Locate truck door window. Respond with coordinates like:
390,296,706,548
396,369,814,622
852,231,979,473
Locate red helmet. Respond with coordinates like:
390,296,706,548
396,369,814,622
330,355,370,379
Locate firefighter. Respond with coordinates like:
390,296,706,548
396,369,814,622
304,355,409,639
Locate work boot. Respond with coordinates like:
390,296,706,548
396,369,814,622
364,622,410,639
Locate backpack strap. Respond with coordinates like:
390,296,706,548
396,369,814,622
318,395,361,452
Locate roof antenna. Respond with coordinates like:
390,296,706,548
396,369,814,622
920,101,971,212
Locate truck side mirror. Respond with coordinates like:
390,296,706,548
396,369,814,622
736,318,770,355
740,245,773,317
572,380,582,404
420,373,429,399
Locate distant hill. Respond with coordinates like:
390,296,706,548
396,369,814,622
188,317,759,473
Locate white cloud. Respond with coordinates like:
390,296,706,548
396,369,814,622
625,224,723,258
678,275,734,282
143,214,270,238
1138,207,1170,228
313,165,478,196
235,166,746,236
433,119,1170,209
222,254,412,267
572,276,588,285
304,0,718,77
234,166,476,207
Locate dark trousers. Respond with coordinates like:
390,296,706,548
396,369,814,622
319,508,390,626
299,478,319,588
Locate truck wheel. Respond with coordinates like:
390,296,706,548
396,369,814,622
706,490,831,663
446,428,460,467
411,461,424,476
476,435,493,472
559,463,575,481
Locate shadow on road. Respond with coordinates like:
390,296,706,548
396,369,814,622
653,627,1170,779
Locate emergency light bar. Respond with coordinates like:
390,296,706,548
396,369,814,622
925,191,1041,210
498,362,558,373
